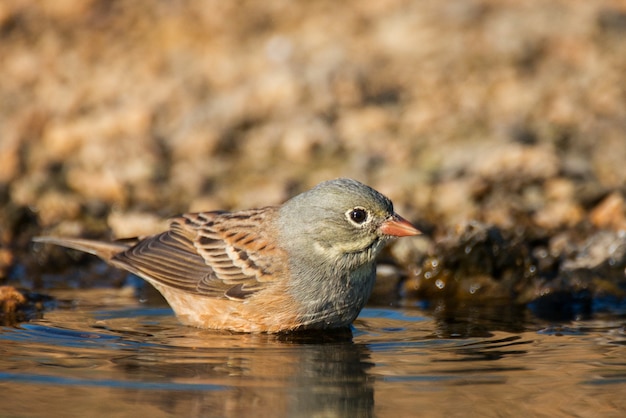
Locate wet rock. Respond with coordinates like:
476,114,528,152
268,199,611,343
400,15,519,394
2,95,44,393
400,220,626,318
403,222,536,301
526,229,626,320
0,285,24,314
560,230,626,282
0,286,53,325
527,290,593,322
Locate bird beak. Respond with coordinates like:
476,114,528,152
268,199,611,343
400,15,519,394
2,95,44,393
379,214,421,237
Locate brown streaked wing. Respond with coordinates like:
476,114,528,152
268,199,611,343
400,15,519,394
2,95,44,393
111,224,230,297
111,209,285,300
187,208,286,296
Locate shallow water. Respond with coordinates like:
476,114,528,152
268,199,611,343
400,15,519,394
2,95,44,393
1,288,625,418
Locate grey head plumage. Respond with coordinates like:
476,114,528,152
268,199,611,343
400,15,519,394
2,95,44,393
278,178,397,273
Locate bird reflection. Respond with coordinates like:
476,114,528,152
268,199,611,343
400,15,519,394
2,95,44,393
107,325,374,418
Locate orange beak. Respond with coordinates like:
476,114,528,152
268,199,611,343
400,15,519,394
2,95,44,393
379,214,421,237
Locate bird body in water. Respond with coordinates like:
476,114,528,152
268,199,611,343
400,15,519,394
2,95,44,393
35,178,420,333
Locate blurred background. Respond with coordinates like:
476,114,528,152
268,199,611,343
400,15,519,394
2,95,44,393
1,0,625,309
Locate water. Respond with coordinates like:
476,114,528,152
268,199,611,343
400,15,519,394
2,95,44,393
1,288,625,418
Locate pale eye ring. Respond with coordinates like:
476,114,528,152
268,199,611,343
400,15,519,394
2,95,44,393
347,207,369,225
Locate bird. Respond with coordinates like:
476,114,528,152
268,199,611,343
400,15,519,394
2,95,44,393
34,178,420,333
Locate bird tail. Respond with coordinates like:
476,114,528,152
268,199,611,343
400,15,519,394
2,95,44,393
33,236,133,261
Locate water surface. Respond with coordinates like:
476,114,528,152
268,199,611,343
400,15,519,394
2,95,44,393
1,288,625,417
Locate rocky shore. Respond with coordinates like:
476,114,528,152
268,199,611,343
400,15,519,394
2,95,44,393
1,1,625,321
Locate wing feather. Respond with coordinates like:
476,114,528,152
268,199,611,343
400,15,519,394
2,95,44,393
111,208,287,300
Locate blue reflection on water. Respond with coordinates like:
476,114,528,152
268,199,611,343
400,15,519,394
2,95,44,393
0,372,227,391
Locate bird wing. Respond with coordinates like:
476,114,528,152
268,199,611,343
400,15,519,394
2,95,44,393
111,208,286,300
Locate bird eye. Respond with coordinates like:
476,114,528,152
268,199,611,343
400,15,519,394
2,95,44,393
347,207,368,224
